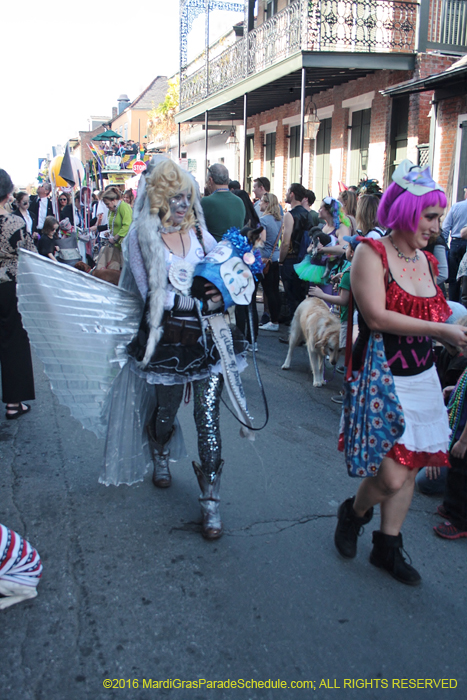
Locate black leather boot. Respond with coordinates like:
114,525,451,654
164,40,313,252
192,461,224,540
147,425,171,488
369,531,421,586
334,496,373,558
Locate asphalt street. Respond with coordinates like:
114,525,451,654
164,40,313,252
0,330,466,700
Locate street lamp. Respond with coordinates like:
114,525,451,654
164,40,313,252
304,101,320,140
225,125,238,146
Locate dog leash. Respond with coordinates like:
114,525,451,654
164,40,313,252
216,304,269,432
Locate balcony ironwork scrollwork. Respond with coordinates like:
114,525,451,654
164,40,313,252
180,0,419,110
305,0,416,52
209,40,246,94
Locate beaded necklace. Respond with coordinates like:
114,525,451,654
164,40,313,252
448,368,467,449
110,201,121,238
388,234,419,263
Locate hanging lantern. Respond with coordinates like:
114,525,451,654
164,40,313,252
304,102,320,140
225,124,239,147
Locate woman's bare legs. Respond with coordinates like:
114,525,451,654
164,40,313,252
353,457,418,535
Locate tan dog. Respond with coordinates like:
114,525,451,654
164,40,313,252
281,297,341,386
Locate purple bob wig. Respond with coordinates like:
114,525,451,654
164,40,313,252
378,182,447,233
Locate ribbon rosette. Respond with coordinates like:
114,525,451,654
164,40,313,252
222,228,264,279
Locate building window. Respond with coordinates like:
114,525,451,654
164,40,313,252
246,135,254,195
349,108,371,186
289,125,301,186
389,96,409,180
265,132,276,192
456,119,467,202
265,0,278,20
315,118,332,203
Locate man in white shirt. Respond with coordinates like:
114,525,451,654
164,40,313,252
29,183,53,234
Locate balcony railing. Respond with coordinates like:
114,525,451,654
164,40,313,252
180,0,419,110
305,0,418,53
428,0,467,50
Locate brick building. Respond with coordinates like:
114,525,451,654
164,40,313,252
383,54,467,203
176,0,467,203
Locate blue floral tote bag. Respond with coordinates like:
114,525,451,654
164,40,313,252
341,331,405,477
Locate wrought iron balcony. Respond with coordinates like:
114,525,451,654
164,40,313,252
427,0,467,51
180,0,419,110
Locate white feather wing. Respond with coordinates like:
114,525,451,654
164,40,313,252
16,249,143,438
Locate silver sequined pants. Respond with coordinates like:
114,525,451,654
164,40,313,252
151,374,224,477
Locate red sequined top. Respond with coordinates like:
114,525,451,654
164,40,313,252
344,237,452,468
361,237,451,323
353,238,452,378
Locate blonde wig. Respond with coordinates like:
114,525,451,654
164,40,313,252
131,156,208,367
145,159,196,232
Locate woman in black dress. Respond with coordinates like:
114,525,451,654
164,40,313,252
0,170,36,419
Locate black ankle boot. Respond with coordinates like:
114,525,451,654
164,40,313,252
147,425,171,488
369,531,421,586
334,496,373,558
192,461,224,540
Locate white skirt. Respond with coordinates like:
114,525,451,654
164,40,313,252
393,365,450,454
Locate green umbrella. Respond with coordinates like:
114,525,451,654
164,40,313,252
92,129,121,141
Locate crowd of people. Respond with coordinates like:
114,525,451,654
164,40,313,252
109,140,143,157
1,154,467,606
4,182,137,272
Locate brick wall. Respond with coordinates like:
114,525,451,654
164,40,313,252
247,68,413,201
245,53,460,203
412,54,458,163
435,95,467,197
416,52,457,79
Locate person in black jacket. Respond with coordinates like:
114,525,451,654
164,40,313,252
12,192,38,242
57,192,74,223
29,183,54,234
279,183,310,320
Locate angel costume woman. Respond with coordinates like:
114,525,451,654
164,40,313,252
17,157,260,541
122,158,237,539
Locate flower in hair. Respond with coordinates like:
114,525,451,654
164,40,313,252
392,159,443,196
223,228,264,278
324,197,350,229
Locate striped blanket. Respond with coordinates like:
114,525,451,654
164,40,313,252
0,524,43,588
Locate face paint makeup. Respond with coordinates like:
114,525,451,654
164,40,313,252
168,190,191,224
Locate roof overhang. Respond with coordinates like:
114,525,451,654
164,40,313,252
381,64,467,99
176,51,415,124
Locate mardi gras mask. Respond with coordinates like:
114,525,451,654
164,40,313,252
191,229,263,311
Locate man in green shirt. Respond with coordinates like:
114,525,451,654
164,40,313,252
201,164,245,242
